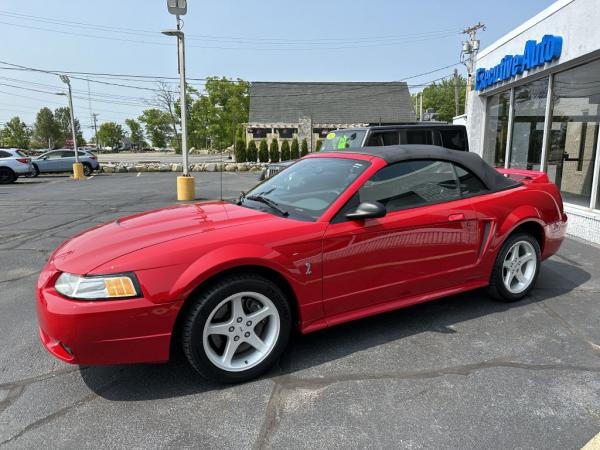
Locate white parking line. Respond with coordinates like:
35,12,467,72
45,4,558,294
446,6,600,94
136,172,141,177
582,432,600,450
87,175,96,180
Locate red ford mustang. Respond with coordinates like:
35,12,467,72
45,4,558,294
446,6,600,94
36,146,567,382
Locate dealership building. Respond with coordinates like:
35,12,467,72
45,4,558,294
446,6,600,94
466,0,600,244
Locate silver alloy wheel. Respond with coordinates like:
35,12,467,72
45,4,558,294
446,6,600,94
502,240,537,294
202,291,280,372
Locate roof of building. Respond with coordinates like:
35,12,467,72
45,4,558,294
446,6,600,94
248,82,416,125
319,145,521,192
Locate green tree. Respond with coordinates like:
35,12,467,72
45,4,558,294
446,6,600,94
315,139,322,152
412,75,467,122
258,139,268,162
280,140,291,161
269,138,279,162
300,138,309,156
125,118,146,149
139,108,172,148
187,77,249,150
32,107,60,149
246,140,258,162
54,107,84,147
0,116,31,149
97,122,125,149
290,137,299,159
234,137,246,162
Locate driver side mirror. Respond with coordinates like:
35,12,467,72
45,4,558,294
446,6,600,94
345,201,386,220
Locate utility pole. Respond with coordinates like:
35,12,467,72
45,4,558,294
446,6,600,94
163,0,194,201
92,113,99,149
461,22,485,112
58,75,84,180
453,68,460,117
419,92,423,122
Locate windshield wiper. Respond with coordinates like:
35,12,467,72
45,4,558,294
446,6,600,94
245,194,289,217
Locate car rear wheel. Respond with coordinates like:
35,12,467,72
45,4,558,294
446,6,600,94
488,232,540,302
0,167,16,184
182,273,292,383
26,164,39,178
82,163,93,176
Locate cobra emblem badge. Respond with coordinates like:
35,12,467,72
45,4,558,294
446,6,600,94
305,262,312,275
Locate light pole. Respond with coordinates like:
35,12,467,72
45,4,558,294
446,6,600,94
57,74,83,180
163,0,194,201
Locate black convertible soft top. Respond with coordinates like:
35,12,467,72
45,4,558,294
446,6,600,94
322,145,521,192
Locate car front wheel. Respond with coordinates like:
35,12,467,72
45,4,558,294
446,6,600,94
488,232,541,302
0,167,16,184
182,273,292,383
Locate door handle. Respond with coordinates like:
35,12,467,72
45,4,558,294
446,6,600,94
448,213,465,222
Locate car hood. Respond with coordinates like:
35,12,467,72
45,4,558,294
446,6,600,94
50,201,276,274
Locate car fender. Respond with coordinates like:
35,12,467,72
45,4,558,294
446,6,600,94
169,243,301,303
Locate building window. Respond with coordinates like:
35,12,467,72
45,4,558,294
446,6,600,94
509,78,549,170
482,91,510,167
249,128,269,139
275,128,297,139
548,59,600,208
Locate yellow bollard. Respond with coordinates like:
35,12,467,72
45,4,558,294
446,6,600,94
72,163,84,180
177,176,195,201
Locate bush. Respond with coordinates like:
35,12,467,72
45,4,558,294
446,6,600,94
234,138,246,162
269,138,280,162
281,140,291,161
315,139,322,152
259,139,269,162
300,138,309,156
290,138,299,159
247,140,258,162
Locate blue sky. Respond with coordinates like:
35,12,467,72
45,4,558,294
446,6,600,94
0,0,554,138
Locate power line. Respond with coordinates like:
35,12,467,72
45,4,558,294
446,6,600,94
0,17,460,51
0,10,461,45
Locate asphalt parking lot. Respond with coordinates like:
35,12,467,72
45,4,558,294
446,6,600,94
0,172,599,449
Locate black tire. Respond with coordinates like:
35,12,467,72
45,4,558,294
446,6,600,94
82,163,93,176
182,273,292,383
488,232,541,302
0,167,16,184
27,164,40,178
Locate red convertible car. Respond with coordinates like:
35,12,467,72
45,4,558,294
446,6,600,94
37,146,567,382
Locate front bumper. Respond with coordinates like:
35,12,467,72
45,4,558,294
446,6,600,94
36,264,181,365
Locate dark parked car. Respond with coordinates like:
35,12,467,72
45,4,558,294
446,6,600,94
260,123,469,179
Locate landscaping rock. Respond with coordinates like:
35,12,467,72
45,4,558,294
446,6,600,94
225,164,237,172
171,163,183,172
205,163,217,172
159,164,170,172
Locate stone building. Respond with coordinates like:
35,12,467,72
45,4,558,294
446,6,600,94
246,81,415,151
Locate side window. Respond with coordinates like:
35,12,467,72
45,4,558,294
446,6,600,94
47,152,62,160
400,130,433,145
61,151,75,158
358,160,460,213
366,131,399,147
0,151,10,158
440,129,467,151
453,165,488,196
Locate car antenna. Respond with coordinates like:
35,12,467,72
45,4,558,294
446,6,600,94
220,143,223,201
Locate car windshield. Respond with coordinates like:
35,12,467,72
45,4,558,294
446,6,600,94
241,157,370,221
322,130,366,151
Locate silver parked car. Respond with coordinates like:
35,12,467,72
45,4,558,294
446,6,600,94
31,149,100,177
0,148,33,183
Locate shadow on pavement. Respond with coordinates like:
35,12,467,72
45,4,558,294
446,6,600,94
80,260,590,401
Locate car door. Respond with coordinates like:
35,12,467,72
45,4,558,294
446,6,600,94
37,151,63,172
58,151,76,171
321,159,480,318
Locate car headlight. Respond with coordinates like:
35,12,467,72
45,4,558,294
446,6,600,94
54,272,140,300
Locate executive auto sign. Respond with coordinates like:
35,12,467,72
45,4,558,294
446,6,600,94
475,35,563,91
